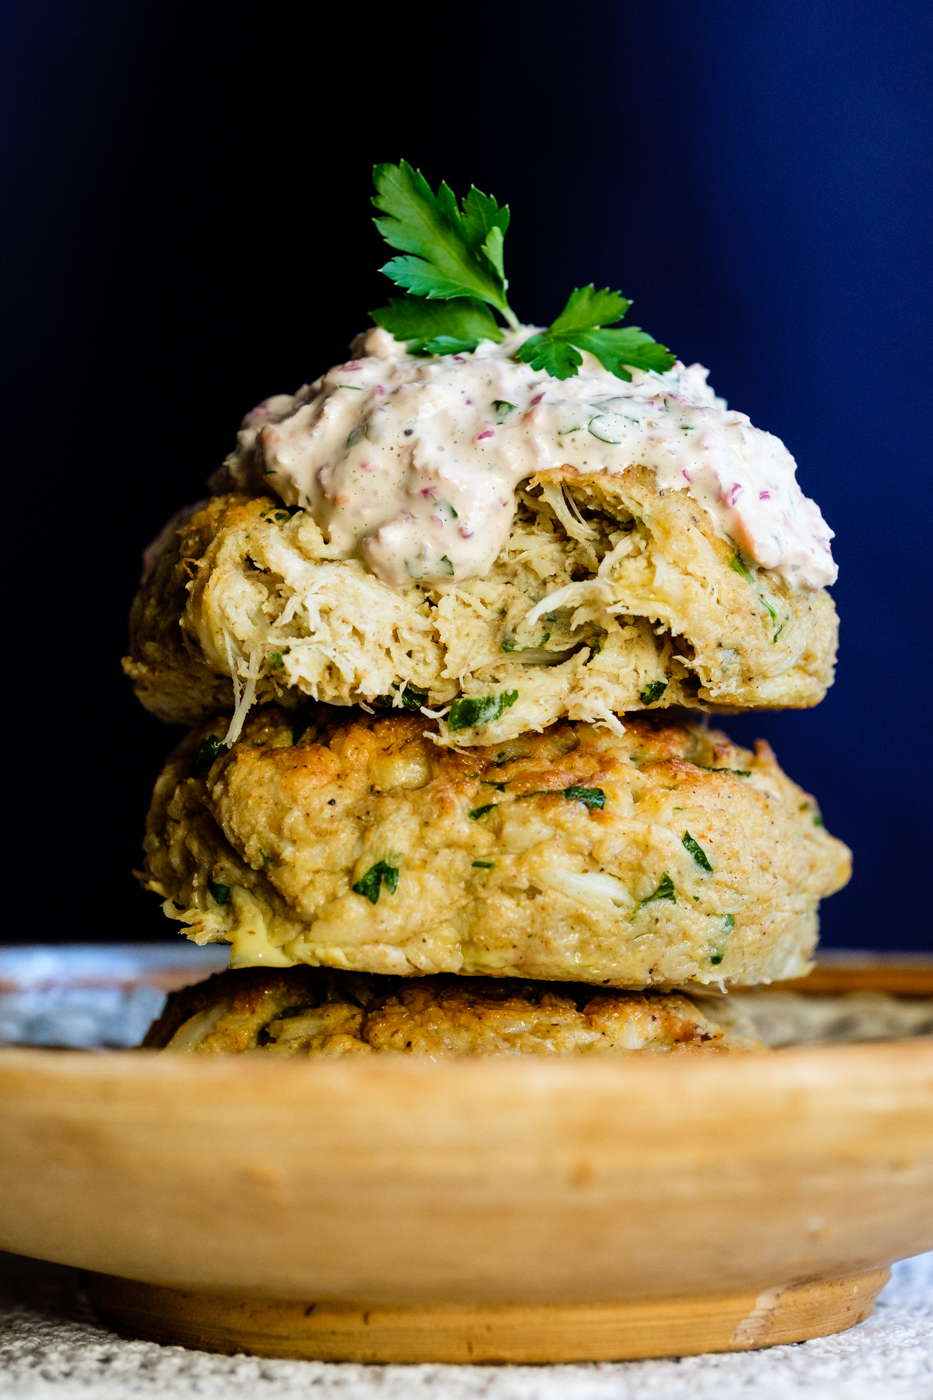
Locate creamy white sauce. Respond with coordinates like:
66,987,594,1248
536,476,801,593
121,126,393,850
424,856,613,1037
235,327,836,590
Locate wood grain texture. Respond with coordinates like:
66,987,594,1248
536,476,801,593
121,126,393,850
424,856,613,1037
777,956,933,997
86,1267,890,1363
1,1039,930,1311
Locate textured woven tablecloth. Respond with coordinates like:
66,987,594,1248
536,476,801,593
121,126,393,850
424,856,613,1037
2,1250,930,1400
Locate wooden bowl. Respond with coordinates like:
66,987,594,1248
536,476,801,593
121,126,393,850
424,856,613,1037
1,956,931,1364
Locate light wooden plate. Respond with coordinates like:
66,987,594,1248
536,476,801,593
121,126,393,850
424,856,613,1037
1,957,931,1363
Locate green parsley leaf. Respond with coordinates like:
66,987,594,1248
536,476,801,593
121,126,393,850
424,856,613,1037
730,553,784,642
639,873,677,909
639,679,668,705
208,879,230,906
352,860,400,904
551,285,632,332
472,859,495,868
563,786,606,809
501,631,550,653
374,682,429,712
516,284,674,383
399,683,429,711
367,168,673,383
372,161,517,324
571,327,675,380
448,690,519,731
371,296,503,355
270,652,285,669
729,553,755,586
710,913,735,964
682,831,713,872
193,734,225,776
517,334,583,380
468,803,497,820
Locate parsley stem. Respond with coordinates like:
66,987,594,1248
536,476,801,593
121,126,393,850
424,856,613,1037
501,305,521,331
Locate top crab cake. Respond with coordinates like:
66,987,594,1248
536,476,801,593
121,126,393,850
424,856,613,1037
123,332,838,744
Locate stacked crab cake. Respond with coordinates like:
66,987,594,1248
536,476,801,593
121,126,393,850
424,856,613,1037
133,328,850,1057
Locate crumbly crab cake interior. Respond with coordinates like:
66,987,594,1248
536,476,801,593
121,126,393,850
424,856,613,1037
142,967,762,1057
124,466,837,743
142,706,849,991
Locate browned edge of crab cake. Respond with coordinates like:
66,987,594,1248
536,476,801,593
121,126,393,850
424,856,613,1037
141,706,850,992
142,967,763,1056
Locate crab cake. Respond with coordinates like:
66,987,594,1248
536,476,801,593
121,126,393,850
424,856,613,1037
124,480,837,742
142,706,849,991
123,336,837,743
142,967,761,1057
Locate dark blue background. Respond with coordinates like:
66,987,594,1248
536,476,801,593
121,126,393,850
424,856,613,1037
4,1,930,949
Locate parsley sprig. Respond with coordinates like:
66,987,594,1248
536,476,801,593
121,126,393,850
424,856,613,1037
370,162,674,381
516,286,674,382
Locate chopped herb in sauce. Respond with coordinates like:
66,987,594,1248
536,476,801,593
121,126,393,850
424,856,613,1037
208,879,230,905
352,861,400,904
472,860,495,868
468,803,497,820
270,652,285,669
682,831,713,871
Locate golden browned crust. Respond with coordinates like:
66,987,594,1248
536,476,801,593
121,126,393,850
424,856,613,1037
142,706,850,990
143,967,761,1056
123,474,838,743
124,497,236,726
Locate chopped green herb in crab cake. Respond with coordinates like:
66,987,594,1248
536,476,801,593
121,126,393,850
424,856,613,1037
142,705,849,991
124,162,839,742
